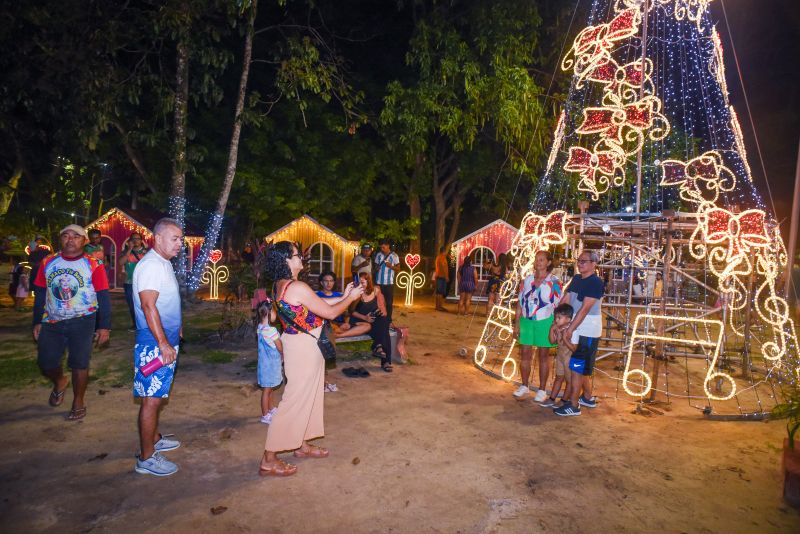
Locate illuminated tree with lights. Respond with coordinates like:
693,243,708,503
474,0,799,415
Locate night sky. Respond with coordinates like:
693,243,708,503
711,0,800,230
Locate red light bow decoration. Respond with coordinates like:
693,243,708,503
564,147,624,200
587,58,652,96
561,8,641,88
703,208,770,267
577,94,669,156
660,151,736,204
518,210,568,250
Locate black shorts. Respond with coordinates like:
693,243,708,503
37,314,97,371
436,278,448,296
568,335,599,376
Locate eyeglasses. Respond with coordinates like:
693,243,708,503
577,259,594,264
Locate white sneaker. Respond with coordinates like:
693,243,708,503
260,407,277,425
135,452,178,476
512,385,531,398
533,389,548,403
154,434,180,452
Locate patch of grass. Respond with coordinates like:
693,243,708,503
0,346,36,359
0,357,43,388
339,339,373,352
202,350,236,364
92,355,133,386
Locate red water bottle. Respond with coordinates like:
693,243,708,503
140,356,164,377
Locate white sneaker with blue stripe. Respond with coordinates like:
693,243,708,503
154,434,181,452
135,452,179,476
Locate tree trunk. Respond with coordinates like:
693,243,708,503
1,138,25,217
112,121,158,195
0,168,22,217
431,147,459,254
169,5,191,292
189,0,257,292
447,190,464,246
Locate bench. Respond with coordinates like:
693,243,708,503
336,334,372,343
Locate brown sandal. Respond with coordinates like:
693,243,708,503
293,445,329,459
49,388,67,407
258,459,297,477
66,407,86,421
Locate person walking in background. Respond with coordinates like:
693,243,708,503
512,250,563,402
28,236,50,286
554,250,605,417
434,246,449,311
119,232,148,330
256,300,283,424
260,241,363,477
457,255,477,315
10,261,31,310
373,239,400,323
132,219,184,476
32,224,111,421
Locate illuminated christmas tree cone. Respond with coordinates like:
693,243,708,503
474,0,799,417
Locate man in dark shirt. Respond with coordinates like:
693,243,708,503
554,250,604,417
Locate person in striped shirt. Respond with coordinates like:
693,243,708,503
373,239,400,323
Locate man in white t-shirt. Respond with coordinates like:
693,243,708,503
351,243,373,277
132,218,184,477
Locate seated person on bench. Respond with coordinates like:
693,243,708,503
316,270,352,334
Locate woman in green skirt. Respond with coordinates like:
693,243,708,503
512,250,563,402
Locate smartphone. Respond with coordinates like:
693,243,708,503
353,273,360,287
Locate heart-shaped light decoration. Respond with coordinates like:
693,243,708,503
405,253,421,270
209,249,223,264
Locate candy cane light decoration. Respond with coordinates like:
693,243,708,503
395,253,425,307
200,249,229,300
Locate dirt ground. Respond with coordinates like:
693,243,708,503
1,291,799,533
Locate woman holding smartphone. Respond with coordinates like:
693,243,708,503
347,273,393,372
259,241,364,477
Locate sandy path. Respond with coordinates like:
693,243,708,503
0,294,798,533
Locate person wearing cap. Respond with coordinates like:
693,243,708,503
32,224,111,421
351,243,373,277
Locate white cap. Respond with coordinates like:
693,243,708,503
59,224,88,238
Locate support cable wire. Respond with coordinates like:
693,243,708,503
719,0,777,218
